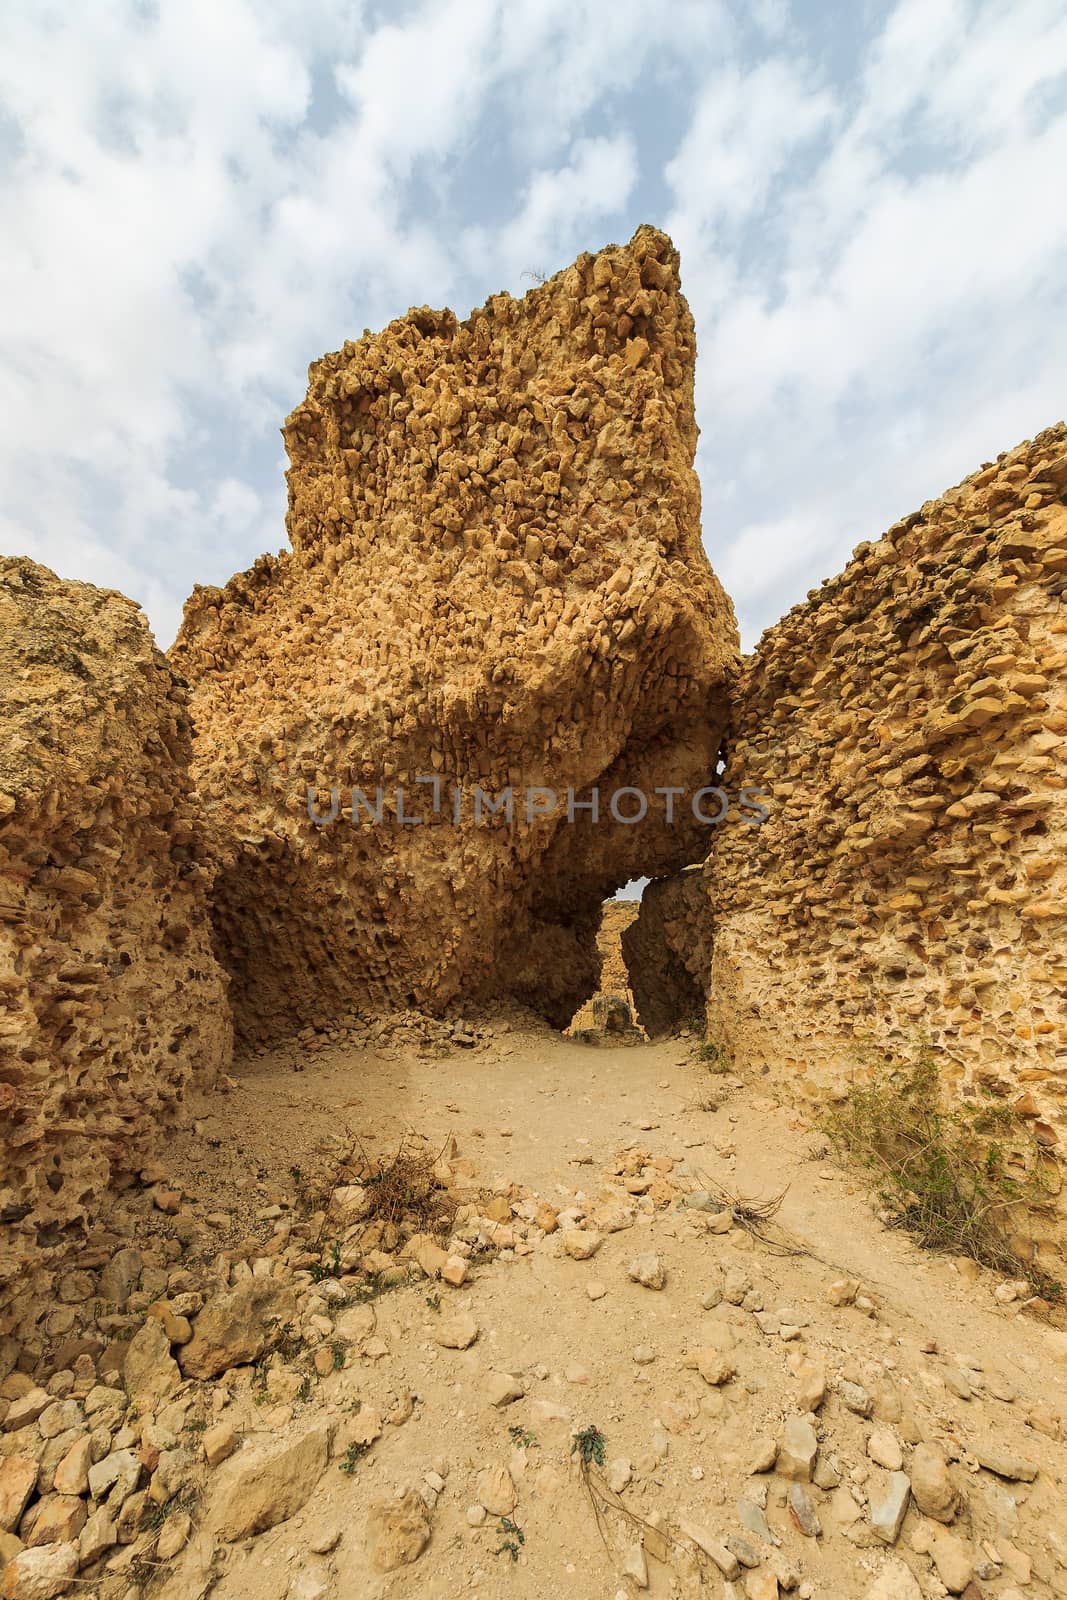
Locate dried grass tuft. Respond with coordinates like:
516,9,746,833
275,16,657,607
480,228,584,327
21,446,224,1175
694,1170,803,1256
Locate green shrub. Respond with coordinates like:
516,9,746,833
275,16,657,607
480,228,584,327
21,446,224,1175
697,1040,731,1073
494,1516,525,1561
826,1055,1059,1298
339,1441,370,1474
571,1424,606,1466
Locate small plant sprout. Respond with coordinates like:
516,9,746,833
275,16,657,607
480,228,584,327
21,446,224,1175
493,1516,525,1561
339,1440,370,1474
309,1239,343,1283
698,1040,731,1073
571,1424,607,1467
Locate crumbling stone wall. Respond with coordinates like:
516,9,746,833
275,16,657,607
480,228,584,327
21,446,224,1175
172,226,738,1044
706,426,1067,1110
627,427,1067,1244
0,559,231,1314
621,868,709,1038
568,899,641,1035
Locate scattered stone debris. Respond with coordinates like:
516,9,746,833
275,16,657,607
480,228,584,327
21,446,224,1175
2,1076,1063,1600
3,237,1067,1600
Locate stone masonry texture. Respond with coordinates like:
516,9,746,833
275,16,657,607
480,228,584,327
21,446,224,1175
627,425,1067,1259
171,225,739,1044
622,867,709,1039
6,224,1067,1304
0,559,232,1319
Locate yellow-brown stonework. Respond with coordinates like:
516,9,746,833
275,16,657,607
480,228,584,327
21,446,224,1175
622,867,709,1039
627,424,1067,1256
6,223,1067,1302
568,899,642,1034
0,559,232,1315
171,226,738,1045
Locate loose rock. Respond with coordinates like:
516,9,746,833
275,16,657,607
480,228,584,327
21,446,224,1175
484,1372,524,1407
435,1313,479,1350
973,1446,1037,1482
910,1442,958,1523
863,1561,923,1600
677,1519,740,1579
867,1427,904,1472
776,1417,818,1482
475,1462,516,1517
180,1276,297,1379
0,1461,37,1536
2,1544,78,1599
870,1473,911,1545
209,1423,330,1541
563,1229,602,1260
202,1420,236,1467
926,1528,974,1594
367,1489,431,1572
628,1254,666,1290
123,1315,181,1410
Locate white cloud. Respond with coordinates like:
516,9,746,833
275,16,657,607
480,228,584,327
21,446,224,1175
490,0,737,160
861,0,1067,146
697,115,1067,424
666,59,835,236
669,0,1067,645
0,0,475,644
464,135,639,286
716,510,830,608
210,478,263,535
334,0,498,174
0,0,1064,662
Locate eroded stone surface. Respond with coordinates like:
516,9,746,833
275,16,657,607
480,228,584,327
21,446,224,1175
910,1441,958,1522
621,866,708,1038
179,1275,297,1380
171,226,737,1042
367,1489,432,1572
208,1423,330,1541
0,558,231,1318
627,426,1067,1252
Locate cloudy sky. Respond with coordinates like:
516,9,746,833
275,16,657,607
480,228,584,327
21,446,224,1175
2,0,1066,651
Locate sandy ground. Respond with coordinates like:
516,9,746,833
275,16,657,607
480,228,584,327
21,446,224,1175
153,1025,1067,1600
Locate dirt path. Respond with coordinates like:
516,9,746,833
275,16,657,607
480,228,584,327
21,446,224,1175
145,1026,1067,1600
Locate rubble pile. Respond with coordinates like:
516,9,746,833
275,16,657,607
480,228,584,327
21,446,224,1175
1,1093,1064,1600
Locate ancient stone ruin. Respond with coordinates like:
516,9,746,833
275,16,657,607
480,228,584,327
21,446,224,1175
2,225,1067,1600
171,225,738,1046
626,425,1067,1259
567,898,643,1037
621,866,709,1039
2,229,1065,1286
0,560,231,1323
